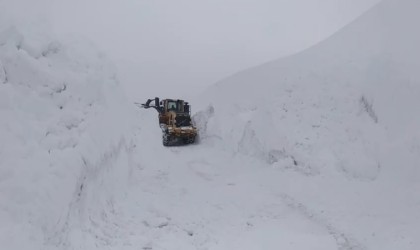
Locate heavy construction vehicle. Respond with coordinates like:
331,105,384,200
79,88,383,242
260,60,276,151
139,97,197,146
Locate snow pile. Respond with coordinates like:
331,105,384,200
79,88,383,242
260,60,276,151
0,25,138,249
193,0,420,248
198,0,420,179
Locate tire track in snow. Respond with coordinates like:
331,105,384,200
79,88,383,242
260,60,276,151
278,193,366,250
44,137,135,249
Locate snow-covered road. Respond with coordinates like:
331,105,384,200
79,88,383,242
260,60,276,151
69,109,418,250
86,111,338,250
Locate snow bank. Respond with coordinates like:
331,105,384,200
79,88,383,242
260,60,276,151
0,25,138,249
198,0,420,180
193,0,420,248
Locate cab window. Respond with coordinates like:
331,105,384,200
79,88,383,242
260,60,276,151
167,101,177,111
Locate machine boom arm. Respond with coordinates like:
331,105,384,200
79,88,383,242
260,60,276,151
136,97,163,114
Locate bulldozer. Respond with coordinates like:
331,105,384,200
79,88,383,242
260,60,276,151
139,97,198,146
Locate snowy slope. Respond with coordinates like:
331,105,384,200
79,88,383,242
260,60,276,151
2,0,420,249
0,25,138,249
199,0,420,167
192,0,420,249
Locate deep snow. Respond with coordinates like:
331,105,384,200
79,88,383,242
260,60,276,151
1,0,420,249
192,0,420,248
0,25,138,249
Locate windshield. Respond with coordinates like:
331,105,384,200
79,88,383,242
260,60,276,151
167,101,177,111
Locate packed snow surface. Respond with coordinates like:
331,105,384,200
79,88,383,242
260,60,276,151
1,0,420,249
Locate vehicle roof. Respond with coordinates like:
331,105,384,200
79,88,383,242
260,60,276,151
163,99,185,102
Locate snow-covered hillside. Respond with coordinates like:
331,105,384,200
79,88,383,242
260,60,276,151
0,25,138,249
1,0,419,249
193,0,420,248
199,0,420,169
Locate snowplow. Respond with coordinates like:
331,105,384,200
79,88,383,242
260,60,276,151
139,97,197,146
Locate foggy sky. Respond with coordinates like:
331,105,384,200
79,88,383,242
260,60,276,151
2,0,381,100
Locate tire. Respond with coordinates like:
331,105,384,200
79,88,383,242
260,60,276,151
184,136,195,144
162,133,171,146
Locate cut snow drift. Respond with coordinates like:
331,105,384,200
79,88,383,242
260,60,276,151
193,0,420,248
0,26,138,249
198,0,420,181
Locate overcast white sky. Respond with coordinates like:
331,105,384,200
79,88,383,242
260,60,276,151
2,0,380,100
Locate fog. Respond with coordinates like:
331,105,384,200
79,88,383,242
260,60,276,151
2,0,380,100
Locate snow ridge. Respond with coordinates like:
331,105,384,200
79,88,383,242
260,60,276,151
0,26,137,249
